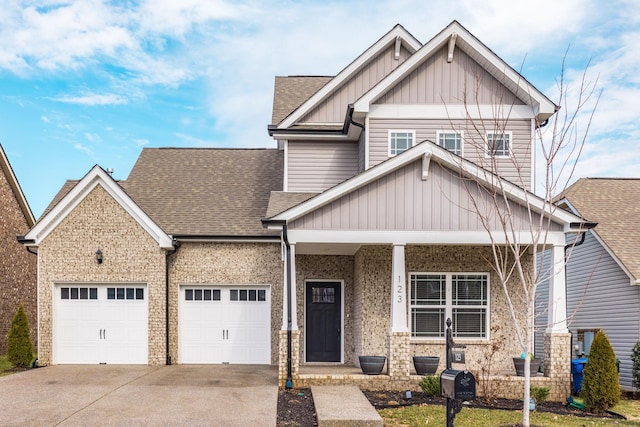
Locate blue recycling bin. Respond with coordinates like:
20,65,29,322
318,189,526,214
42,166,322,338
571,357,588,395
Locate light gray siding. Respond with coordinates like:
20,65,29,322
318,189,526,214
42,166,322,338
368,118,532,190
287,141,358,192
374,45,524,106
564,231,640,391
291,158,558,232
301,45,412,124
534,248,551,358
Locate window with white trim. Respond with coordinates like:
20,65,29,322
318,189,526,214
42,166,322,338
486,132,511,157
410,273,489,339
388,130,415,156
437,131,462,156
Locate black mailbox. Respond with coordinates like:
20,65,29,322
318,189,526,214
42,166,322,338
440,369,476,400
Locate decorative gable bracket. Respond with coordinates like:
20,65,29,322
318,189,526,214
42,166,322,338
422,153,432,181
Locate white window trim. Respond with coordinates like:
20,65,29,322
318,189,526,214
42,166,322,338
388,129,415,157
408,272,490,341
484,131,512,158
436,130,464,156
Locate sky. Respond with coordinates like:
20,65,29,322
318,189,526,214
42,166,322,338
0,0,639,218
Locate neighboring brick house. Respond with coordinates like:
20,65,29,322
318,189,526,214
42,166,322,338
536,178,640,392
22,21,587,401
0,144,37,354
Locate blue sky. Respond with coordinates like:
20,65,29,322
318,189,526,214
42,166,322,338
1,0,638,218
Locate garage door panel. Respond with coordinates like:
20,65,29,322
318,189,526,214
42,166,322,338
54,285,148,364
179,286,270,364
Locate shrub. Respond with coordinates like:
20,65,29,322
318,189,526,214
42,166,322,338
530,386,549,404
631,341,640,390
419,375,440,396
7,303,33,368
580,330,620,413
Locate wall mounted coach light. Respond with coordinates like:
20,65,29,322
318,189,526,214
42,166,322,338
96,249,103,264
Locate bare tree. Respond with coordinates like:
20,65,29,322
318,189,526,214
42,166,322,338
442,55,600,426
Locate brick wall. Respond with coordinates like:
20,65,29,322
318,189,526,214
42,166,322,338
0,164,36,354
168,242,283,364
37,185,166,365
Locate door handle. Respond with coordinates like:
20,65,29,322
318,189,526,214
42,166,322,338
104,329,106,340
99,329,102,339
337,327,341,338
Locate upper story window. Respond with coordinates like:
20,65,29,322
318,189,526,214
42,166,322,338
410,273,489,339
388,130,415,156
486,132,511,157
437,131,462,156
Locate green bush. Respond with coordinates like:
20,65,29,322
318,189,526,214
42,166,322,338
530,386,549,404
631,341,640,390
7,303,33,368
419,375,440,396
580,330,620,414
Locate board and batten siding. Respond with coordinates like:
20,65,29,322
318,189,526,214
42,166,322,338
565,231,640,391
374,45,524,106
301,44,412,124
290,158,558,232
534,249,551,359
287,141,358,192
368,118,532,190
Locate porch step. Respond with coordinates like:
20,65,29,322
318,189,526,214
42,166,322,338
312,385,383,427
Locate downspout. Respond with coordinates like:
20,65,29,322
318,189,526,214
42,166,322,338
282,224,293,389
165,240,180,365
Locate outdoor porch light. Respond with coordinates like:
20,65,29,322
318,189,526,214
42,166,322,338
95,249,103,264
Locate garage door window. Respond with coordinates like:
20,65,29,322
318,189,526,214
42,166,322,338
230,289,266,302
107,287,144,300
185,288,221,301
60,287,98,300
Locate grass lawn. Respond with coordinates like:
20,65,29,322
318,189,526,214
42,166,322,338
379,400,640,426
0,354,14,375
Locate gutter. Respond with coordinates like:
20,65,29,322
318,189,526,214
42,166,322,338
165,240,180,365
172,234,280,243
282,224,293,389
17,236,37,255
565,222,598,253
268,104,364,137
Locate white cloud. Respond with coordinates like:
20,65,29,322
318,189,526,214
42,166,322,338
73,142,93,156
51,93,128,105
84,132,102,143
40,115,50,123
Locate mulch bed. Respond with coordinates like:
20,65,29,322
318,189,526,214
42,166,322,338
277,388,625,427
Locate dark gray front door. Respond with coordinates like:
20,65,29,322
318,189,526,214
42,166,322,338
306,281,341,362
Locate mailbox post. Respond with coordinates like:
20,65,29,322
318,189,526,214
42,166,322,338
442,318,475,427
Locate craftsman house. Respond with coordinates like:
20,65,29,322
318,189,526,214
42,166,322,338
21,21,586,400
536,178,640,391
0,144,37,354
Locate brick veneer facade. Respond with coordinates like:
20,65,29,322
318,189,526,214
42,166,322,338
0,162,36,354
36,185,167,365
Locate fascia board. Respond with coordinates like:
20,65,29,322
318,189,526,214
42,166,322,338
271,140,581,228
354,21,556,118
278,26,422,129
25,165,173,249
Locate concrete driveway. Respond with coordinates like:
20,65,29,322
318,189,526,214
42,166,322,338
0,364,278,426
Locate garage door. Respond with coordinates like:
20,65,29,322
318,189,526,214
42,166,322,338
179,286,270,364
54,285,148,364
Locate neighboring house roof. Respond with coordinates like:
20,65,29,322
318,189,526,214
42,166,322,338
0,144,35,227
559,178,640,284
24,165,173,248
38,148,284,239
271,76,332,125
275,23,422,130
265,139,584,231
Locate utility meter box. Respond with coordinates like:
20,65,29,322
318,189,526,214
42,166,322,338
440,369,476,400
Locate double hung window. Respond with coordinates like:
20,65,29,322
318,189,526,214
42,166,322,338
410,273,489,339
437,131,462,155
389,130,415,156
486,132,511,157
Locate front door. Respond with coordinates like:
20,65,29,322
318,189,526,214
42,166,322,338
305,281,341,362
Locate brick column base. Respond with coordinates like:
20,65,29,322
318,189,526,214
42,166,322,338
543,332,571,401
387,331,410,379
278,329,300,388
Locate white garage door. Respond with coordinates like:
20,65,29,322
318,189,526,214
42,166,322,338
54,285,148,364
179,286,271,364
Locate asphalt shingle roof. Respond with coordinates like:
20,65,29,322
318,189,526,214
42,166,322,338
43,148,284,237
271,76,332,125
561,178,640,282
265,191,317,218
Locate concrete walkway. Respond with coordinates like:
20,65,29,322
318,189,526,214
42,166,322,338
0,365,278,427
312,385,383,427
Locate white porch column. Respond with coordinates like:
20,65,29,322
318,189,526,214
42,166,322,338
282,242,298,330
390,244,409,332
546,244,568,333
